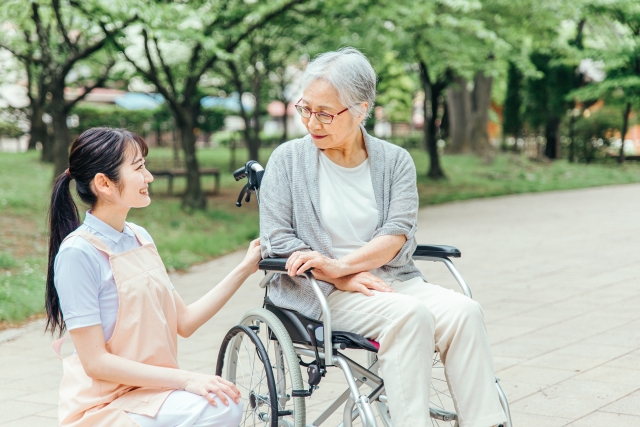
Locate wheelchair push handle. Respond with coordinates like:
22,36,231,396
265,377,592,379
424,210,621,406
234,160,265,207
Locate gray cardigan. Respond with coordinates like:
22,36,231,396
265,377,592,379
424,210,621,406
259,126,425,319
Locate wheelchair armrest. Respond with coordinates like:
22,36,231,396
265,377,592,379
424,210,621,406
413,244,461,258
258,258,288,272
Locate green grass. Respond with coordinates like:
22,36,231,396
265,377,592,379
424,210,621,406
1,147,640,324
410,151,640,206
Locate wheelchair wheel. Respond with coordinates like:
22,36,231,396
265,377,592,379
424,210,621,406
218,308,306,427
367,351,458,427
216,325,278,426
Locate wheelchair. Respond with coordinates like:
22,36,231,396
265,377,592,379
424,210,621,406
216,161,512,427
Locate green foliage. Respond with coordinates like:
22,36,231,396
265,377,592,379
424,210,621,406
72,104,156,135
568,107,627,162
0,117,24,138
376,51,415,122
197,107,227,134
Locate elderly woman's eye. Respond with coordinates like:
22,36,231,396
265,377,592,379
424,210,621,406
317,113,332,123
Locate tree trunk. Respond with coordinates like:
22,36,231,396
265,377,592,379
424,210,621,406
51,89,71,178
502,62,522,152
172,126,180,168
568,113,577,163
179,117,205,210
469,74,493,154
619,102,631,165
29,103,48,152
446,73,493,155
281,106,288,143
446,76,471,153
544,115,561,159
248,100,261,163
418,61,446,180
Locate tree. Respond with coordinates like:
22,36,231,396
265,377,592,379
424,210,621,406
502,62,523,151
102,0,307,210
0,0,133,177
568,0,640,164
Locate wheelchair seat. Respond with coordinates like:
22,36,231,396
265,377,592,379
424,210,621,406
264,297,380,353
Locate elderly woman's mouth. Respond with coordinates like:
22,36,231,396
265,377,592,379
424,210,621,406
310,133,327,140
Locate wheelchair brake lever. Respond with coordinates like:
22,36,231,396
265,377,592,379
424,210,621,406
236,184,248,207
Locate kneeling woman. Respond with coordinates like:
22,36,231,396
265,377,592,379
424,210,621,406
46,128,257,427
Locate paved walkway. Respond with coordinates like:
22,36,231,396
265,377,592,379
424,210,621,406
1,184,639,426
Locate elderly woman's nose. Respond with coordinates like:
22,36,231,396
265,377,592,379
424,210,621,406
307,113,323,128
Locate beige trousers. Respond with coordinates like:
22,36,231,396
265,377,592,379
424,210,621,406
325,277,506,427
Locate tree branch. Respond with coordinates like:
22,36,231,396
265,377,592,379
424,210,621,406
184,0,307,99
0,42,30,62
31,2,53,69
153,35,177,96
64,60,115,112
107,28,178,108
52,0,74,51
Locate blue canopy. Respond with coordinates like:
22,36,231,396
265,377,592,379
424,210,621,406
200,92,254,113
114,93,165,110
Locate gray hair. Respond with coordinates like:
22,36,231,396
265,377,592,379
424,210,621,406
300,47,377,122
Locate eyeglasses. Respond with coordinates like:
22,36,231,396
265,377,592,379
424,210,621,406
294,98,349,124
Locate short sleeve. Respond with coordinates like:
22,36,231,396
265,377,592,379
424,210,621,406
53,245,102,330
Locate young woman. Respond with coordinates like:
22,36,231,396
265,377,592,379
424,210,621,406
46,127,258,427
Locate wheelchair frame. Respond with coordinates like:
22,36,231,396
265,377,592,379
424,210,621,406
255,251,513,427
226,160,512,427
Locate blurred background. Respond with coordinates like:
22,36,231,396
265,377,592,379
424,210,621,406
0,0,639,326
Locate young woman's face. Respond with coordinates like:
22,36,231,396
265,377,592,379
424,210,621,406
118,145,154,208
299,79,366,150
93,144,154,209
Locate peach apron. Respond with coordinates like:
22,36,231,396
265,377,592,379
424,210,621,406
53,225,179,426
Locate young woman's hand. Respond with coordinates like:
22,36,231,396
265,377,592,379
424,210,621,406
313,270,395,296
241,238,261,273
183,372,241,406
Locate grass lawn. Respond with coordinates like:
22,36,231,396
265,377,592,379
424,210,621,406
1,147,640,325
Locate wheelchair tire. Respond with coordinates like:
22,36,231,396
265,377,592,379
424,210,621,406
367,352,459,427
230,308,306,427
216,325,279,426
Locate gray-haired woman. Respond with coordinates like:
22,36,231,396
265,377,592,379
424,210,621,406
259,47,506,427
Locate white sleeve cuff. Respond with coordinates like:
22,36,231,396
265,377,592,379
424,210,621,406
64,313,102,331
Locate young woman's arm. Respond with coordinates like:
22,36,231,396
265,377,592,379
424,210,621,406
70,325,239,406
173,239,261,338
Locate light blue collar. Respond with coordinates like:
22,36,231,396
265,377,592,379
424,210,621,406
83,211,135,244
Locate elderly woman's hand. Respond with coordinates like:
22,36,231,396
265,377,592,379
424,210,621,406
314,270,395,296
286,250,346,278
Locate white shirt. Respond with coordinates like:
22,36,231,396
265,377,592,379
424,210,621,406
317,152,394,283
54,212,173,341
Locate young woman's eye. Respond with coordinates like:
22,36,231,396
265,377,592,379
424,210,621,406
137,164,144,170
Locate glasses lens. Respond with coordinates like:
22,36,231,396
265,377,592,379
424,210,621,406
296,105,311,118
317,113,333,124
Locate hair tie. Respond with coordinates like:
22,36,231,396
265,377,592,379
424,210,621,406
64,168,72,179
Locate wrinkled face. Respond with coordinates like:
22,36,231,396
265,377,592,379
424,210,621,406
118,145,154,208
299,79,366,150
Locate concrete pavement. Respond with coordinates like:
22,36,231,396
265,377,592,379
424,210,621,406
1,183,639,426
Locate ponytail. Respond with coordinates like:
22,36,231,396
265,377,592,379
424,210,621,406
45,172,80,336
44,127,149,336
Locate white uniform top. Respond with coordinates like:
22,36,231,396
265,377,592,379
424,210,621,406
54,211,173,341
317,151,394,283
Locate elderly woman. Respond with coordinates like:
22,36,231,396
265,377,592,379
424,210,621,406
259,48,506,427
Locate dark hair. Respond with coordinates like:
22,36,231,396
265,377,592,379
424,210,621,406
45,127,148,336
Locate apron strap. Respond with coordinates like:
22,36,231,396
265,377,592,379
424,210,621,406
125,222,151,246
64,230,115,256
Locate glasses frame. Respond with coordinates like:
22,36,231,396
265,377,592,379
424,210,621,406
294,98,349,124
